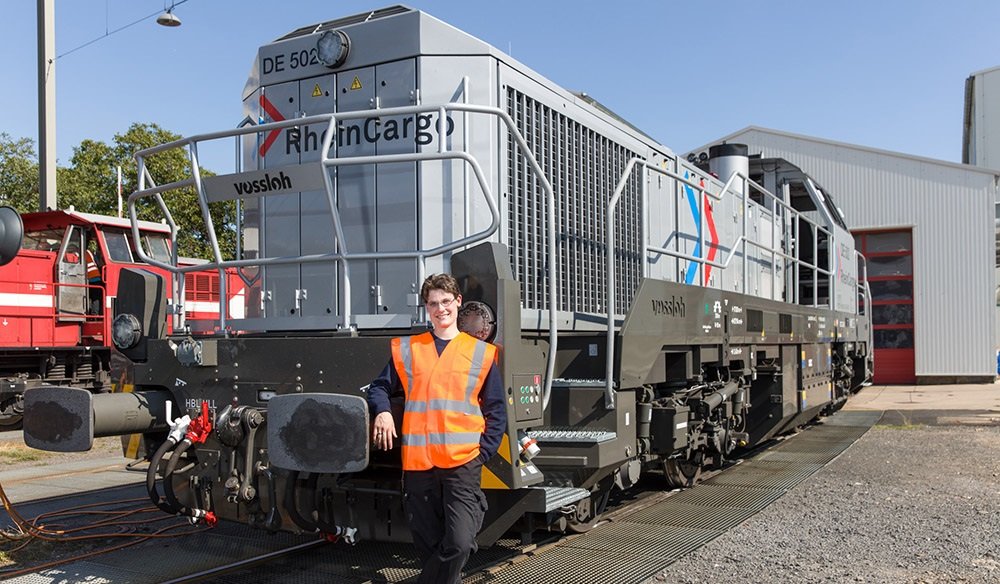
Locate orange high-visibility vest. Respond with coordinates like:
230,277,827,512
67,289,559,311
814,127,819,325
391,331,496,471
85,250,100,282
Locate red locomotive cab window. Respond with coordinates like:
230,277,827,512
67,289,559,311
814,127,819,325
102,230,135,263
23,229,65,253
99,228,172,264
143,233,172,263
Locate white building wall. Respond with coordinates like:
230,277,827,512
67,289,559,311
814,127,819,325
693,128,999,379
965,66,1000,170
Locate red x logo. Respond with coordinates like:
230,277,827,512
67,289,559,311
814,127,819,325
258,94,285,158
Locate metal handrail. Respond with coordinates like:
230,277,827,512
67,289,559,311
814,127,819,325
605,158,839,409
129,102,560,411
855,252,874,365
0,279,105,323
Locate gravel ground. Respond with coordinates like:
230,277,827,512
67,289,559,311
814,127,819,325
0,434,123,470
644,424,1000,584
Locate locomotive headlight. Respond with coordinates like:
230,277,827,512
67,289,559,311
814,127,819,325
316,30,350,68
112,313,143,350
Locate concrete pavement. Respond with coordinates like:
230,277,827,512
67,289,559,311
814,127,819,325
844,382,1000,425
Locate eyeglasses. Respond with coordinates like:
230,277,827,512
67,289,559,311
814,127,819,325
426,297,456,310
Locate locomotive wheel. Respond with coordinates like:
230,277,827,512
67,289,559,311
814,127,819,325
567,481,613,533
663,455,702,489
0,398,23,430
567,511,599,533
567,497,600,533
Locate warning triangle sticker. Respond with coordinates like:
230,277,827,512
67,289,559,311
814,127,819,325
350,76,363,91
311,83,323,97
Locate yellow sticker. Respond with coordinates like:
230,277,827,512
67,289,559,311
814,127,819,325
350,76,363,91
311,83,323,97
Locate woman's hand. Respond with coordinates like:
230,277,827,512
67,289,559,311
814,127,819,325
372,411,396,450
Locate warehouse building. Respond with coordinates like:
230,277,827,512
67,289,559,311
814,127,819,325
690,127,998,384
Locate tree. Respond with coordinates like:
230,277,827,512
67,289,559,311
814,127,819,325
0,133,39,212
60,123,236,260
0,124,235,260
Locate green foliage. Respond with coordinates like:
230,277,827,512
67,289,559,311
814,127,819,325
1,124,236,260
0,133,39,212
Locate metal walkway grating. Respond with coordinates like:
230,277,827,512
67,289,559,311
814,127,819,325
665,484,786,510
740,460,826,474
705,468,818,490
466,546,669,584
474,409,877,583
624,501,758,531
561,521,719,558
758,449,852,463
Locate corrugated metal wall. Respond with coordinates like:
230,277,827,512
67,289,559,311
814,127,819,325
966,66,1000,170
725,129,998,379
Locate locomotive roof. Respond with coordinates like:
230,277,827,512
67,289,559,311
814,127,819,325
249,5,672,158
22,209,171,234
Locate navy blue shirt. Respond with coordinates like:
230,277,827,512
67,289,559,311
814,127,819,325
367,334,507,464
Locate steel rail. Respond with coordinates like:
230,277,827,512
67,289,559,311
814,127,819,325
159,539,330,584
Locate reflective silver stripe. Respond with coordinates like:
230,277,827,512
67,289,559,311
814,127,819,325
401,432,482,447
428,399,481,416
463,340,488,402
404,400,427,413
401,434,425,446
428,432,481,445
404,400,481,416
399,336,414,390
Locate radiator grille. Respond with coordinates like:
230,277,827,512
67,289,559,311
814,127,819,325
506,88,643,316
185,273,220,301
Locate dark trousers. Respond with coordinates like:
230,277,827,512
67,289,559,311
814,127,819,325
404,459,487,584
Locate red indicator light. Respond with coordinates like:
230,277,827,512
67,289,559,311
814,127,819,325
533,374,541,385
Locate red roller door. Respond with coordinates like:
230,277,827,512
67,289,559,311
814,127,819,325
854,229,915,384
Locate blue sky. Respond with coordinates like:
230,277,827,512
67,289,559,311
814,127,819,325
3,0,999,176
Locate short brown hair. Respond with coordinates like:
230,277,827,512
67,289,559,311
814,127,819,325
420,273,462,303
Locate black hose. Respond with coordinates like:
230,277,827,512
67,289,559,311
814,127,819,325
147,438,178,514
283,470,320,533
163,438,193,515
302,473,320,526
256,464,282,532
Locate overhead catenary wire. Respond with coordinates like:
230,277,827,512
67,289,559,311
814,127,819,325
57,0,192,60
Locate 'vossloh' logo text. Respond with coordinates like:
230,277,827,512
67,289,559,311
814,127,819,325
232,171,293,195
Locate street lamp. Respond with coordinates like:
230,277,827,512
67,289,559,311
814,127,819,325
156,5,182,27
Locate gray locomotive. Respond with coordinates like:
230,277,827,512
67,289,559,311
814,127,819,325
23,6,871,545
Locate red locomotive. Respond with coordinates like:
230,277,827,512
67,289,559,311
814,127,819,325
0,207,242,428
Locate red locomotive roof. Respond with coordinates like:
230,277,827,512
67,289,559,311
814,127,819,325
21,208,171,234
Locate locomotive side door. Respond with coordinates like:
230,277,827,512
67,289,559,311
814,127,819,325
298,74,338,320
374,59,418,323
336,67,377,317
56,225,87,316
260,80,301,319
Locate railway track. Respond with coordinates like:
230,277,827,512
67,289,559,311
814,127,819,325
1,411,878,583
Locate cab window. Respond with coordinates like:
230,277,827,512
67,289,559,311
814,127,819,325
23,229,64,252
103,230,135,263
143,233,172,263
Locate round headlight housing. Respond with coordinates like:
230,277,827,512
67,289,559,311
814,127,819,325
316,30,350,68
112,313,143,350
